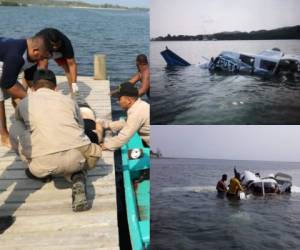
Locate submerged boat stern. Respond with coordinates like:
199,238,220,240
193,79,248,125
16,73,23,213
160,47,191,66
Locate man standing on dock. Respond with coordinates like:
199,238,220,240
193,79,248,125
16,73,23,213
129,54,150,98
0,35,50,147
35,28,79,94
101,82,150,151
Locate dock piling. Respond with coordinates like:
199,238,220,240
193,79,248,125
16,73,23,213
94,54,107,80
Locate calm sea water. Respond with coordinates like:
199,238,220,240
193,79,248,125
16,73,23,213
0,6,149,116
151,40,300,124
151,158,300,250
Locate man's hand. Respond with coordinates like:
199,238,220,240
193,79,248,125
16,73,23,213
6,83,27,99
100,143,108,151
72,82,79,93
38,59,49,69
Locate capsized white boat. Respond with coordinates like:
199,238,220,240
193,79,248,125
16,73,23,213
208,48,300,79
240,170,292,195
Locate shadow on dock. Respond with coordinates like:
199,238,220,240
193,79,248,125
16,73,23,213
0,152,113,216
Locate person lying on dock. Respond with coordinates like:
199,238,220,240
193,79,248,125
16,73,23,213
33,28,79,94
101,82,150,151
74,94,104,144
9,69,102,212
227,172,244,199
0,35,51,147
216,174,228,194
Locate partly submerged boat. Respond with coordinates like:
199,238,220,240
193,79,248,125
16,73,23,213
208,48,300,78
160,47,300,79
121,132,150,250
241,170,292,196
160,47,191,66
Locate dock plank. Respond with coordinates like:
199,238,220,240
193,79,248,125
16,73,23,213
0,76,119,249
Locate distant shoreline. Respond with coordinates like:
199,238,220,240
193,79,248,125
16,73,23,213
68,6,126,11
151,38,300,42
151,25,300,41
0,5,149,11
0,1,148,11
152,157,300,164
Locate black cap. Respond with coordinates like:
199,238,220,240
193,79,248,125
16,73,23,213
33,69,57,85
112,82,138,98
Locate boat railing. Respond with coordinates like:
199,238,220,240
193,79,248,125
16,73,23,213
121,132,150,250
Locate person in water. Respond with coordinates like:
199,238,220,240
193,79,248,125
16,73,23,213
128,54,150,98
227,172,244,199
111,54,150,98
216,174,228,193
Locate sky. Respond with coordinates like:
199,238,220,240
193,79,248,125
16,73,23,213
151,126,300,162
150,0,300,38
84,0,149,8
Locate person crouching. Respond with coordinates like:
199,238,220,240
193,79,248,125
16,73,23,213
9,69,102,212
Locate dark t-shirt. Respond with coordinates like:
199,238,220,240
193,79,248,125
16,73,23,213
0,37,36,89
37,28,74,59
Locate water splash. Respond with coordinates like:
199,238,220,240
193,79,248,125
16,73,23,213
291,186,300,193
161,186,216,193
161,185,300,194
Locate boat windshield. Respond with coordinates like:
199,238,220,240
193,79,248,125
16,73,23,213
260,59,277,71
239,54,255,65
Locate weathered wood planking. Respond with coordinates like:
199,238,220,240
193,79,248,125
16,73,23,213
0,76,119,249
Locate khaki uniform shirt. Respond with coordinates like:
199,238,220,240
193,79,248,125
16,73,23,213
104,99,150,150
15,88,90,158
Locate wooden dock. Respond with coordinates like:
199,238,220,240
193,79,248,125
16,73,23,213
0,76,119,249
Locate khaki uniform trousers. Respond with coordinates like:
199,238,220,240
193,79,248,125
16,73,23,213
10,121,102,182
29,143,101,182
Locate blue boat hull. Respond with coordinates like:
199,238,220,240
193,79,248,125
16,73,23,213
160,47,191,66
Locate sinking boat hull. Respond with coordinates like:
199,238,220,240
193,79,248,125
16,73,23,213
209,49,300,79
160,47,191,66
159,47,300,80
241,170,292,196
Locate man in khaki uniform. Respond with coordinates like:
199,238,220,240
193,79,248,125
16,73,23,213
101,82,150,151
10,69,101,212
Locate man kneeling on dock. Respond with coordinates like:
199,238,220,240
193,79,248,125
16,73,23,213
9,69,102,212
101,82,150,151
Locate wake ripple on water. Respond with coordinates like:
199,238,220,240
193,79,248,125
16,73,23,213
161,186,216,193
161,185,300,194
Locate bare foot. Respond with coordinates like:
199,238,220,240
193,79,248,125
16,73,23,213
1,134,11,149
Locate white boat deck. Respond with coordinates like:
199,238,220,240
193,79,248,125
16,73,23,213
0,76,119,250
